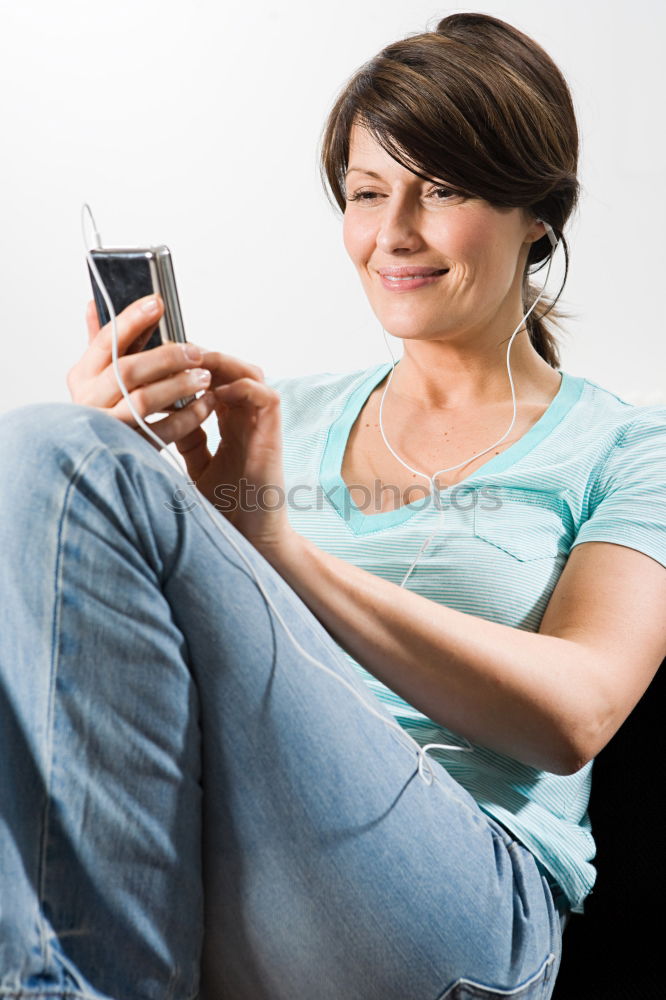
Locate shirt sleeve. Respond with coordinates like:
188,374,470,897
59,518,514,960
570,407,666,569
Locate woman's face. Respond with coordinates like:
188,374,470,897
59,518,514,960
342,122,543,347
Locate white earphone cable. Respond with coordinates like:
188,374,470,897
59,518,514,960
379,224,559,588
81,202,473,787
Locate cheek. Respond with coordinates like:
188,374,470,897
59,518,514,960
342,213,359,261
441,212,516,288
442,210,493,263
342,211,374,265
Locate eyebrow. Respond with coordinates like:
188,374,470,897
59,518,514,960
344,167,383,179
344,166,447,187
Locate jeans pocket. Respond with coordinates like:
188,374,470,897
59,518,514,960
437,952,556,999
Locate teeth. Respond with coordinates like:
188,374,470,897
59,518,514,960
384,273,439,280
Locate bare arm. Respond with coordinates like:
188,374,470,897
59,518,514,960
261,534,666,776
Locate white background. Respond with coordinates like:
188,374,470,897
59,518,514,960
1,0,664,416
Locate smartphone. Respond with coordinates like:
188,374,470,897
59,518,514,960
87,245,195,409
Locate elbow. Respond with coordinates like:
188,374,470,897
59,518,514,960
550,684,610,776
557,747,593,777
539,709,595,776
526,729,592,776
540,741,589,776
555,721,600,776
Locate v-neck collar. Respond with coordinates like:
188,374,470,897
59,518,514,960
319,361,585,536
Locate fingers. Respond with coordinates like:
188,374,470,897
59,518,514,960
212,379,281,458
174,424,214,480
86,299,101,344
79,341,207,409
200,350,265,389
108,367,213,422
213,376,278,409
81,294,165,378
146,391,218,448
211,379,282,491
125,391,217,449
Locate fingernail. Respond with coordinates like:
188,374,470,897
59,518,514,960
191,368,211,386
141,297,160,314
183,343,203,362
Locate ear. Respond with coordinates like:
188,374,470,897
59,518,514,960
535,218,558,250
524,218,548,245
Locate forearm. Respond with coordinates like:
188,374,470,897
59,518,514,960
262,532,596,775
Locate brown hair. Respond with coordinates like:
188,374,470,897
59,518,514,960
318,12,580,368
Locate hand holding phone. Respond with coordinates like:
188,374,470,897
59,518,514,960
70,238,268,458
67,290,218,447
87,245,195,408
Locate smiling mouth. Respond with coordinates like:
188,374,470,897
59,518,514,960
383,270,448,280
380,269,450,283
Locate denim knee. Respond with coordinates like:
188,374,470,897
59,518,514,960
1,401,133,445
0,402,145,476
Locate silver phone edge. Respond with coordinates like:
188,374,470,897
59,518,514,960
149,247,195,410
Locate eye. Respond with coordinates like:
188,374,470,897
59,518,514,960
428,185,460,201
345,185,463,204
346,190,382,202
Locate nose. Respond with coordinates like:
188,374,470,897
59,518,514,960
375,193,425,255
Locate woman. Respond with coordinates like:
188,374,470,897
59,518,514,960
1,12,664,1000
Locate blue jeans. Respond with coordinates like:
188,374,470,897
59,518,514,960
0,403,565,1000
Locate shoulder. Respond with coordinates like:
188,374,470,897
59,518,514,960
567,378,666,513
575,374,665,423
569,374,666,459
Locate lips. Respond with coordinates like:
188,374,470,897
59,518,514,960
377,266,449,277
378,270,448,291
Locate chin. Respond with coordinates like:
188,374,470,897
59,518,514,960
372,311,453,342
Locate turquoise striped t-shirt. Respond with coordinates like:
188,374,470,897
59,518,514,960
261,361,666,915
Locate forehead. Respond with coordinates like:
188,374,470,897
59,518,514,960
347,123,389,167
345,120,462,191
346,123,421,185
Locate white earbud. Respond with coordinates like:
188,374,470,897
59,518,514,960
379,212,560,589
536,218,558,251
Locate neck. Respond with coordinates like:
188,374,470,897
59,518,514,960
385,331,559,411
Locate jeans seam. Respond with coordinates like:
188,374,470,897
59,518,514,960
0,994,98,999
37,442,111,968
436,951,555,999
0,993,101,999
0,994,199,1000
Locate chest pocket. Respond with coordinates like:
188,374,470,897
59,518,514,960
473,487,567,562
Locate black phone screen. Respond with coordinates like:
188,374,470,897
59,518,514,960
87,252,162,352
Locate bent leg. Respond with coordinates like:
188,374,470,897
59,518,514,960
0,403,561,1000
0,404,204,998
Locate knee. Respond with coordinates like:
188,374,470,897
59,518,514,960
0,403,142,480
